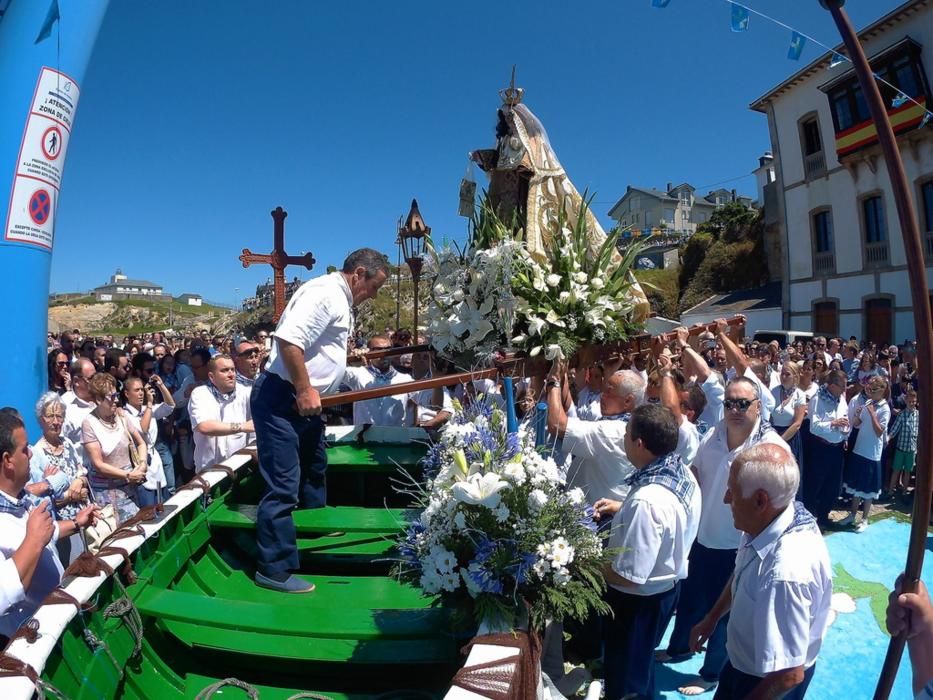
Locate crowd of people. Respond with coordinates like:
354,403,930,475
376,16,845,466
0,266,922,697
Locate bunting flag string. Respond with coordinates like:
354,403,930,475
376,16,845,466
650,0,933,127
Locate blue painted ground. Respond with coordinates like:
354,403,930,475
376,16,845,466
654,517,926,699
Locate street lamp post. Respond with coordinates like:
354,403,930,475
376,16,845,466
398,199,430,340
395,221,402,332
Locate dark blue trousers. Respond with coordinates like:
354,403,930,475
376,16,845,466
666,542,736,681
604,583,680,700
251,371,328,577
802,437,845,526
714,661,815,699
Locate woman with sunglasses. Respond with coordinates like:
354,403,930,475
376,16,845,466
839,376,890,532
81,373,147,524
47,349,70,395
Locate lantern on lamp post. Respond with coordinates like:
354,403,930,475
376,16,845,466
398,199,430,339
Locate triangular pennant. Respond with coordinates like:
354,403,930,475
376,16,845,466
34,0,59,44
652,0,672,7
892,93,909,109
730,3,749,32
788,31,807,61
830,52,846,68
921,112,932,128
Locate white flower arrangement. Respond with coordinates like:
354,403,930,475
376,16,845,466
394,397,609,631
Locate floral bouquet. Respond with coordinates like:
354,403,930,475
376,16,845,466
424,196,645,368
394,396,610,632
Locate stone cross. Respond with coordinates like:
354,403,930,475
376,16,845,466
239,207,316,322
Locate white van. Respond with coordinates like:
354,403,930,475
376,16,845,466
753,330,815,347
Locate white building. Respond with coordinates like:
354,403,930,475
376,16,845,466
93,269,163,298
751,0,933,345
608,183,754,238
179,293,203,307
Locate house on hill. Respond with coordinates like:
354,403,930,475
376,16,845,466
178,293,203,307
93,269,168,301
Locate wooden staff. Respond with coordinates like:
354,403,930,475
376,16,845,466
819,3,933,697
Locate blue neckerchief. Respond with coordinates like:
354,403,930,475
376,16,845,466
366,366,398,384
625,452,696,511
784,500,819,536
600,412,630,422
207,382,235,403
235,371,254,388
0,490,28,515
696,419,711,436
817,385,836,406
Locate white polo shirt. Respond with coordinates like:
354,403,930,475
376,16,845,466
0,493,63,638
808,391,849,445
266,272,353,395
562,416,633,505
694,422,791,550
188,383,252,473
744,367,775,422
575,387,602,422
342,366,413,426
727,504,832,677
677,417,700,465
608,473,701,596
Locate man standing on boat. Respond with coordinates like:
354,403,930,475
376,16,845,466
251,249,389,593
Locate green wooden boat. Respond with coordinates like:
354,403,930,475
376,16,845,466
0,426,512,700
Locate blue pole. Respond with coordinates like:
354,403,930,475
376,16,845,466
534,401,548,448
0,0,110,437
501,377,518,433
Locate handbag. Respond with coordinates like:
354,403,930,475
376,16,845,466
81,479,119,554
124,416,148,473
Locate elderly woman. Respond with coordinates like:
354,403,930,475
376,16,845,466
840,376,890,532
770,362,806,477
122,375,175,506
30,392,88,563
81,373,148,524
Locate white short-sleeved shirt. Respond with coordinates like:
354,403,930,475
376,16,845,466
852,400,890,461
62,394,94,447
699,373,725,426
342,366,413,426
0,493,63,638
770,386,806,428
808,391,849,444
266,272,353,395
744,367,775,422
575,387,602,422
410,384,454,424
188,384,252,473
694,422,791,550
727,505,833,677
563,417,633,505
0,557,25,618
801,381,819,403
677,416,700,466
608,475,701,596
124,402,175,490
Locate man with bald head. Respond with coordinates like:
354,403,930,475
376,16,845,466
660,377,792,696
341,335,415,425
546,358,646,506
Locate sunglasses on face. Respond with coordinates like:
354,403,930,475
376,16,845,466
724,398,758,412
239,349,259,358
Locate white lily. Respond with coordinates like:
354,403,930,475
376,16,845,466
527,316,546,336
451,472,510,509
544,344,564,361
546,273,561,288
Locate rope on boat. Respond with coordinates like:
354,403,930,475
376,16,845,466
194,677,260,699
0,653,68,700
82,627,120,673
103,577,144,659
285,693,336,699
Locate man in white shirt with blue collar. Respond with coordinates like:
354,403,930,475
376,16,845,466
594,403,701,700
689,443,832,699
342,336,414,425
660,377,791,696
251,249,388,593
0,413,97,643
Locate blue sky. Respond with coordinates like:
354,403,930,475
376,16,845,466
51,0,904,304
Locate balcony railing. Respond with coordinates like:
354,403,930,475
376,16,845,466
865,241,890,266
814,251,835,275
804,151,826,179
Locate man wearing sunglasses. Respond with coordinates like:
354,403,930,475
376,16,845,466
659,377,792,696
233,339,262,391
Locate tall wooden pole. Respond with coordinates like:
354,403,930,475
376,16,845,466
820,3,933,698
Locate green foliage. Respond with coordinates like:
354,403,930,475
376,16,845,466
677,205,770,314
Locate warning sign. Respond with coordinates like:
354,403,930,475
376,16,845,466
4,67,80,249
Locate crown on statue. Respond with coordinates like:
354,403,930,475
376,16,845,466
498,65,524,107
